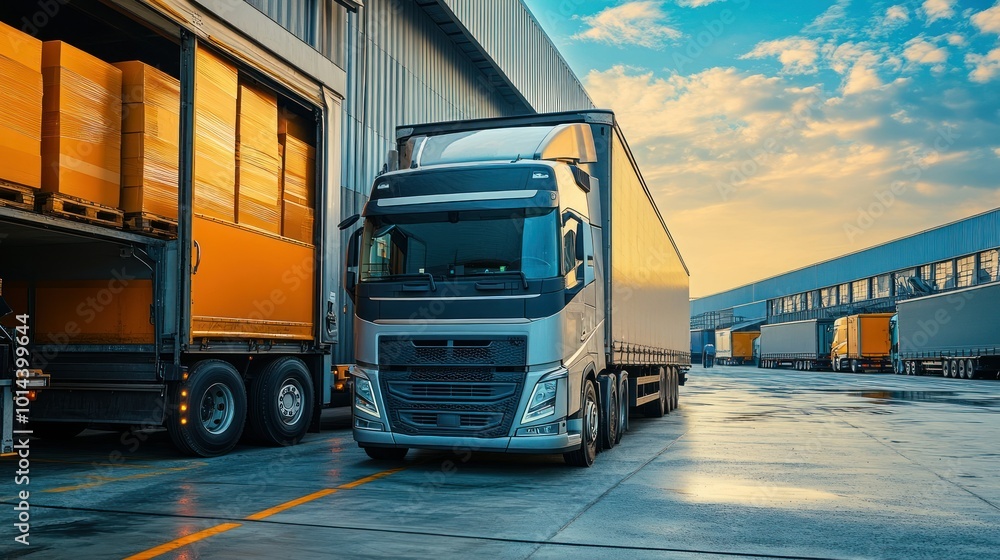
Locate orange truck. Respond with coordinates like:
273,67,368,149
831,313,894,373
0,6,346,457
714,329,760,365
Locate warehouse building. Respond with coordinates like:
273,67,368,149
691,209,1000,333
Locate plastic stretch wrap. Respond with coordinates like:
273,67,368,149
237,82,281,233
193,47,237,221
282,199,314,244
280,133,315,207
41,41,122,207
115,61,180,219
0,22,42,188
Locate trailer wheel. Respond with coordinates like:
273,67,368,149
671,367,679,411
966,359,976,380
364,446,408,461
943,360,953,378
29,421,87,440
167,360,247,457
565,379,599,467
601,376,619,450
904,361,912,375
248,357,315,446
616,372,628,444
643,367,667,418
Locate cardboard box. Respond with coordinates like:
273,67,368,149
280,133,315,207
236,81,281,233
282,199,314,244
193,47,238,221
41,41,122,206
114,61,180,219
0,22,42,188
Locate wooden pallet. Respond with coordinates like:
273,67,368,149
0,180,37,212
37,193,124,228
124,212,178,238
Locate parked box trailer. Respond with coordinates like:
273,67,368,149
759,319,834,370
0,1,345,457
831,313,893,373
894,282,1000,379
344,110,690,467
715,329,759,365
691,329,714,365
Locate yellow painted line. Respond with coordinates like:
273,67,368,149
244,488,337,521
44,463,206,493
123,466,406,559
123,523,242,560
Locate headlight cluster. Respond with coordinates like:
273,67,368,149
354,377,380,418
522,380,557,423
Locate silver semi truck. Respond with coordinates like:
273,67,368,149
342,110,690,467
759,318,835,371
894,281,1000,378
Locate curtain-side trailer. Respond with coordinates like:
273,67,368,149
758,319,834,371
0,0,345,457
343,110,690,467
895,282,1000,379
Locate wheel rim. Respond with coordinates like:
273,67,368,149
585,395,599,445
958,360,966,379
967,360,975,378
660,369,667,411
200,382,236,435
277,378,305,425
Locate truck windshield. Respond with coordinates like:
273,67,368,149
361,208,559,281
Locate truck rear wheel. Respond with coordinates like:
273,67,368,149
670,367,679,411
564,379,599,467
850,360,860,374
167,360,247,457
616,372,628,444
643,367,667,418
601,376,618,450
248,357,315,446
966,359,976,379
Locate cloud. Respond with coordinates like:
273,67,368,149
871,4,910,34
966,47,1000,82
946,33,966,46
572,2,682,48
921,0,955,23
971,2,1000,34
903,36,948,72
674,0,725,6
843,53,884,94
741,38,820,74
804,0,852,35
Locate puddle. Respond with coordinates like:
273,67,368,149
847,391,1000,408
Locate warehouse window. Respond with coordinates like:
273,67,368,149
873,274,891,299
934,260,955,290
918,264,933,283
806,290,816,310
820,286,837,307
956,255,975,288
839,283,850,305
979,250,998,283
851,279,869,302
894,269,915,295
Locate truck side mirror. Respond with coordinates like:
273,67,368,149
344,228,363,302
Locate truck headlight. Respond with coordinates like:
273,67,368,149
522,380,557,424
354,377,380,418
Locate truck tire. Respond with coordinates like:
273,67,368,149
671,367,679,411
643,367,667,418
564,379,599,467
601,376,618,450
364,446,408,461
248,357,315,446
167,360,247,457
29,421,87,440
616,372,628,444
851,360,860,374
966,359,976,380
958,359,967,379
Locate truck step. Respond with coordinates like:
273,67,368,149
0,180,36,212
37,193,124,229
124,212,178,239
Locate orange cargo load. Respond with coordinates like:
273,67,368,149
236,81,281,233
280,132,315,207
0,22,43,188
115,61,180,219
282,199,314,244
33,279,155,345
193,47,237,222
41,40,122,207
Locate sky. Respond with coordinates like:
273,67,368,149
520,0,1000,298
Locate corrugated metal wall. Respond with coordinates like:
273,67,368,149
691,209,1000,317
440,0,594,113
335,0,539,360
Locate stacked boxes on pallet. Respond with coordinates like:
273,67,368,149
236,82,281,234
280,115,315,244
41,41,122,207
0,22,43,189
115,61,180,220
193,47,238,221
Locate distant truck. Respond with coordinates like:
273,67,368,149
758,319,834,370
691,329,714,365
345,110,690,467
715,329,759,365
893,281,1000,379
831,313,893,373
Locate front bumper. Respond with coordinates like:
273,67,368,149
354,421,582,455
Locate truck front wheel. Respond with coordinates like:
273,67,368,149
565,379,599,467
248,357,315,446
167,360,247,457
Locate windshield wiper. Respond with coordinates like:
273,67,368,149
378,273,437,291
463,270,528,289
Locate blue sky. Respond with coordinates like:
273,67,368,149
522,0,1000,297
